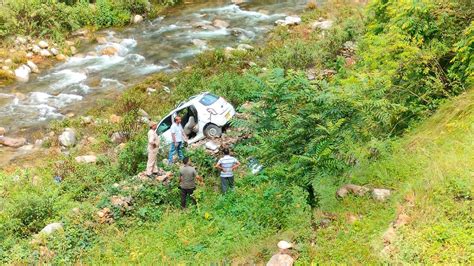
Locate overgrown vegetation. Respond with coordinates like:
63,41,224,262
0,0,180,43
0,0,472,263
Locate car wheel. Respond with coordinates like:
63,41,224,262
204,124,222,138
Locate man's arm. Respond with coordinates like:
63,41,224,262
215,160,223,171
232,159,241,170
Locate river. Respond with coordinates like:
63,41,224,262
0,0,307,165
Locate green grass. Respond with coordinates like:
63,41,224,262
311,89,474,264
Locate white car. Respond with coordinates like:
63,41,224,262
156,92,236,144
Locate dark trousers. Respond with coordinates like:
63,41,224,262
180,187,196,208
221,175,235,193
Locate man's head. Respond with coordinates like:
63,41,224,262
183,157,190,165
149,121,157,130
174,116,181,124
223,148,230,155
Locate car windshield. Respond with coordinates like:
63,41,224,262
199,93,219,106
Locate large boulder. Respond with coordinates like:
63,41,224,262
0,136,26,148
373,188,391,201
213,19,230,29
39,222,63,235
58,128,76,147
237,43,254,51
275,16,301,26
14,65,31,82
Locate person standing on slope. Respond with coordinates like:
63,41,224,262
168,116,187,165
215,148,240,193
179,157,203,209
146,121,160,178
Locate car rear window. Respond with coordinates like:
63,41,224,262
199,93,219,106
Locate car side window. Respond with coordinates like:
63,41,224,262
158,115,172,133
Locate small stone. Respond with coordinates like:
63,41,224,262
65,40,75,46
26,60,39,73
58,128,76,147
1,66,9,71
146,87,156,94
213,19,230,29
0,127,5,136
0,136,26,148
382,227,396,244
231,0,246,4
26,52,34,59
394,213,410,228
32,45,41,54
70,46,77,55
38,40,49,49
111,132,127,144
50,48,59,56
71,29,89,37
133,14,144,24
14,65,31,82
39,222,63,235
56,54,67,61
4,58,13,65
336,184,370,198
39,49,52,57
75,155,97,164
372,188,391,201
311,20,333,30
81,116,93,124
237,43,254,51
87,51,97,57
16,36,27,44
66,112,75,118
205,141,219,151
275,16,301,26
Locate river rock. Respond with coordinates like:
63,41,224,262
275,16,301,26
311,20,333,30
110,114,122,123
111,132,127,144
237,43,254,51
0,136,26,148
32,45,41,54
213,19,230,29
39,49,52,57
65,40,75,46
14,65,31,82
58,128,76,147
75,155,97,164
224,46,236,58
100,46,118,56
81,116,93,124
40,222,63,235
50,48,59,56
96,36,107,44
231,0,247,4
56,54,67,61
15,36,27,45
26,60,39,73
0,127,5,136
133,14,144,24
70,46,77,55
26,52,33,59
191,39,207,48
373,188,391,201
38,40,48,49
71,29,89,37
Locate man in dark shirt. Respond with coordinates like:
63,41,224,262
179,157,202,209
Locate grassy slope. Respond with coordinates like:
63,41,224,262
314,89,474,264
79,89,473,264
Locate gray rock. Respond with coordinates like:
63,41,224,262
38,40,48,49
75,155,97,164
275,16,301,26
40,222,63,235
16,36,27,45
26,60,39,73
14,65,31,82
372,188,391,201
96,36,107,44
133,14,144,24
32,45,41,54
26,52,33,59
336,184,370,198
58,128,76,147
191,39,207,47
111,132,127,144
237,43,254,51
71,29,89,37
50,48,59,56
311,20,333,30
205,141,219,151
39,49,52,57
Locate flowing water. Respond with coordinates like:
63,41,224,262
0,0,307,164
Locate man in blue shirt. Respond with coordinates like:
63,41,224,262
215,148,240,193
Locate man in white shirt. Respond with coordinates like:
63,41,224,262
146,122,160,177
215,148,240,193
168,116,187,164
